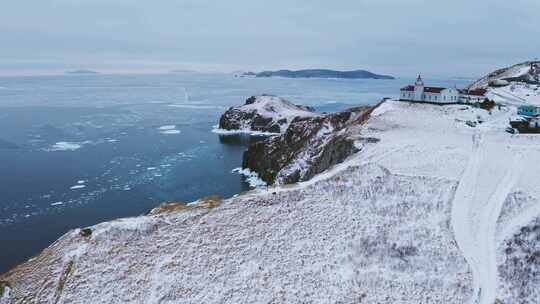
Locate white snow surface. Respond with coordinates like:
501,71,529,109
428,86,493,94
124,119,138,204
239,95,316,121
3,99,540,304
487,83,540,106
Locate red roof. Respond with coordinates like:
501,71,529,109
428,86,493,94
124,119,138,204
468,88,487,96
424,87,446,93
401,85,414,91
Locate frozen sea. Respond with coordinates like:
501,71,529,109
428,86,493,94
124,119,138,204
0,72,472,273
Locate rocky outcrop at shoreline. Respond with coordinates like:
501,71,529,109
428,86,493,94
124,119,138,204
218,94,380,185
243,106,378,184
218,95,316,134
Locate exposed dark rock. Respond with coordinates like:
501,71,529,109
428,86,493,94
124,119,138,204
79,228,92,237
242,104,380,185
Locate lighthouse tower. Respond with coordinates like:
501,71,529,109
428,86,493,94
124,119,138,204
414,74,424,101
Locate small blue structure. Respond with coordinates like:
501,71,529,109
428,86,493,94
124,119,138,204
518,105,540,117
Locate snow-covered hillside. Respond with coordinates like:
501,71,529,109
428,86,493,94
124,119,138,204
469,61,540,107
3,98,539,304
216,95,317,134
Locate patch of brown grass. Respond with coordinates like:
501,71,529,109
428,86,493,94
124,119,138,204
151,201,189,214
200,195,222,208
151,195,222,216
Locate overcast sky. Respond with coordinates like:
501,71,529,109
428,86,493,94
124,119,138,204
1,0,539,77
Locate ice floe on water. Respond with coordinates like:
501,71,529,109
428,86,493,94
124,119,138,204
48,141,83,151
161,129,181,135
46,138,121,151
70,185,86,190
232,167,267,188
50,202,63,206
158,125,181,135
158,125,176,130
211,125,278,136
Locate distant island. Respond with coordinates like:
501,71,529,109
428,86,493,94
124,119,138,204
65,69,99,75
243,69,394,80
170,69,197,73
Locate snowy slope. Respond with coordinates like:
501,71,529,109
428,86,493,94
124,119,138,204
487,83,540,107
469,61,536,90
469,61,540,106
2,98,540,303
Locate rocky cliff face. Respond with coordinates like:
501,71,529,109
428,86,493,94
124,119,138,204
218,95,316,134
243,105,379,185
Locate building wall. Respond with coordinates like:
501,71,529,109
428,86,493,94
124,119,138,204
440,88,459,103
423,92,441,102
414,85,424,101
518,106,539,117
401,87,481,104
400,91,415,100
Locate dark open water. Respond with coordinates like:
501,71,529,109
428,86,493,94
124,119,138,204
0,73,471,273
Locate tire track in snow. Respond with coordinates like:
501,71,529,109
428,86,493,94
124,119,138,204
451,132,483,303
477,151,522,304
451,132,523,304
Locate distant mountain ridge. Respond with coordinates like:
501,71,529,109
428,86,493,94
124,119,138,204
246,69,394,80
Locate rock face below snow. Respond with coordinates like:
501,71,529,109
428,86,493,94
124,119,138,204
218,95,316,134
243,105,379,185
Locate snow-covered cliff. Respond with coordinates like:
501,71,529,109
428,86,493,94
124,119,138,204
2,66,540,303
217,95,317,134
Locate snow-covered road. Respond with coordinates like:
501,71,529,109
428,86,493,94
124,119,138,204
451,131,524,304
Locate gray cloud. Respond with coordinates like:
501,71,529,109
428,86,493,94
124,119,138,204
1,0,539,76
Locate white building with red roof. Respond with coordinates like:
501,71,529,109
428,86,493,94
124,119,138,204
400,75,485,104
